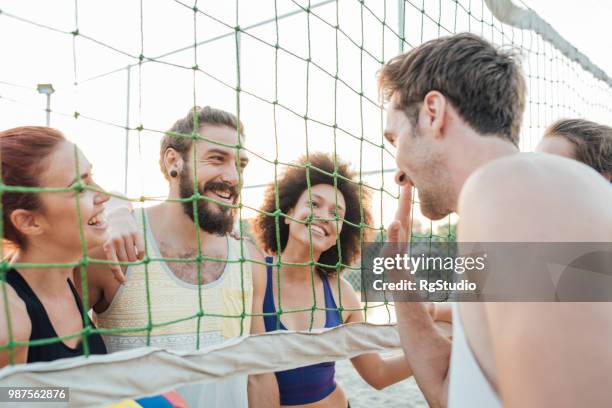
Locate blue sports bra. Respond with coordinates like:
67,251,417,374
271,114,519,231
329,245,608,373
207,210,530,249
263,257,343,405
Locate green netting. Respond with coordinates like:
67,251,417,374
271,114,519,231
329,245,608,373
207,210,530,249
0,0,611,373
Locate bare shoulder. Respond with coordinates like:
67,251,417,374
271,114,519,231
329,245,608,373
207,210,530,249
238,236,266,263
239,236,267,276
459,153,612,241
0,283,31,345
461,153,612,207
328,274,361,311
237,237,269,297
242,237,270,324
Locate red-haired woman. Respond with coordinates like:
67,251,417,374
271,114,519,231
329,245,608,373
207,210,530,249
0,126,108,366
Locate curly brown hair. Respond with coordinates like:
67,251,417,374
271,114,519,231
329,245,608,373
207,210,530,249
253,152,373,277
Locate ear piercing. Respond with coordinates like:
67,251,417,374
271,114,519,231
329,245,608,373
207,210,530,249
170,169,178,178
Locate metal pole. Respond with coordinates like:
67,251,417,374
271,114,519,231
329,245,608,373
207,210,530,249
124,66,131,195
398,0,405,53
45,93,51,126
37,84,55,126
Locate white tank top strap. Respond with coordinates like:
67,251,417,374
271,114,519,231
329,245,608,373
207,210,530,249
448,302,501,408
95,207,252,408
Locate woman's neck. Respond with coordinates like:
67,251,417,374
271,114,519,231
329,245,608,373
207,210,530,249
278,238,322,284
10,247,76,295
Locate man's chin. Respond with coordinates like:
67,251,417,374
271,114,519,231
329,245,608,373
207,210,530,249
198,216,235,235
420,203,449,221
193,200,223,216
198,208,237,235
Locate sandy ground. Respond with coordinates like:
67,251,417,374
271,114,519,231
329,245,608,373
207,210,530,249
330,303,429,407
335,355,427,408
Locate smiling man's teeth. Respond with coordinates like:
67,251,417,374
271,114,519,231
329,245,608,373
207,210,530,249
87,213,105,226
213,190,231,199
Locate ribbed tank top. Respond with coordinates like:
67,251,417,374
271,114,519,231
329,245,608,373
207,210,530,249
5,269,107,363
95,208,252,408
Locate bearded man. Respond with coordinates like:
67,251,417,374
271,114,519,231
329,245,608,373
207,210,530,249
81,106,275,407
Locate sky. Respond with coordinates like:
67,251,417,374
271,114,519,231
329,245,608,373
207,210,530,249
0,0,610,234
526,0,612,75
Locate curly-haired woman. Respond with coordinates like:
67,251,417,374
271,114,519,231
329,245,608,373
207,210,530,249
253,152,421,408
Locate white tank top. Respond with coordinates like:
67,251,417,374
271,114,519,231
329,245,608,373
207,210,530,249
96,209,253,408
448,303,501,408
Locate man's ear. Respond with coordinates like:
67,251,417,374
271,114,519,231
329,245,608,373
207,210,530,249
163,148,184,177
10,209,44,238
420,90,448,138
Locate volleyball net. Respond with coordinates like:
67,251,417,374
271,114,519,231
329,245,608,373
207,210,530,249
0,0,611,405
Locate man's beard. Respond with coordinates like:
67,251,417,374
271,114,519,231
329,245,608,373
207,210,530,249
178,171,238,236
418,187,452,221
409,143,454,221
415,165,455,221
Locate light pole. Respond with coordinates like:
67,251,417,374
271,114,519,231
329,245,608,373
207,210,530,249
36,83,55,126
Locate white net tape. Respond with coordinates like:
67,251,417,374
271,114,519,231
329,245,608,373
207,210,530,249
0,323,414,407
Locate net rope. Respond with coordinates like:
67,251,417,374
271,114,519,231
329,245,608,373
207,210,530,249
0,0,611,401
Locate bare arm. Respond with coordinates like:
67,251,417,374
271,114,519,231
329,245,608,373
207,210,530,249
486,302,612,407
0,284,31,367
458,159,612,407
394,302,451,407
246,240,280,408
352,351,412,390
74,244,123,312
387,185,451,407
341,278,413,390
429,302,453,323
